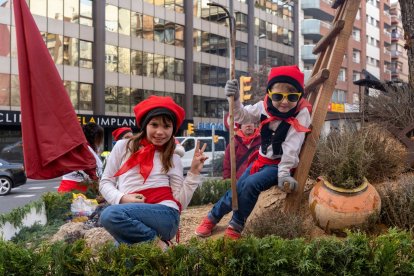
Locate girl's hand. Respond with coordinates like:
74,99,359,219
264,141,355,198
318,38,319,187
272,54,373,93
189,141,208,175
120,194,146,203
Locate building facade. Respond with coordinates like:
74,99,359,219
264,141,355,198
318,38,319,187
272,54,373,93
0,0,297,150
301,0,393,113
389,0,409,82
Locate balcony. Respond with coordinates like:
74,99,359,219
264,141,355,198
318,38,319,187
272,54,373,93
301,0,334,22
391,31,401,41
302,19,331,41
391,50,402,58
301,45,317,62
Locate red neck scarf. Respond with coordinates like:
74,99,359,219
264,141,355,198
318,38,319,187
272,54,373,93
114,138,162,182
236,128,260,145
260,95,312,133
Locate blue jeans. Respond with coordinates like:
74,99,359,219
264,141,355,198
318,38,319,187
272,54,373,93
208,164,279,232
100,203,179,244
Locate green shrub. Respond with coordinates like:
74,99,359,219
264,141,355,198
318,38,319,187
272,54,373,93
2,229,414,275
189,179,231,206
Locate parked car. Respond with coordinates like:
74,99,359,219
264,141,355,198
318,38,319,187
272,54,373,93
0,140,24,163
175,136,226,174
0,158,27,195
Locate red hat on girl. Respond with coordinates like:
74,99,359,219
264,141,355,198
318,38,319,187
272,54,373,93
112,127,132,141
133,96,185,134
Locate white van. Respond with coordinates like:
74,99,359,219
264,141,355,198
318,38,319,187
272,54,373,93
175,136,226,174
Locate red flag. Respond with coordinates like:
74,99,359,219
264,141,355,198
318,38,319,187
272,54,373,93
13,0,96,179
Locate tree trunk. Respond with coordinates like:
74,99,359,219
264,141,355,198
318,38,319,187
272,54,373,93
399,0,414,87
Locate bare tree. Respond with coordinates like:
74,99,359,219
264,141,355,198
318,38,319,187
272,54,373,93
399,0,414,86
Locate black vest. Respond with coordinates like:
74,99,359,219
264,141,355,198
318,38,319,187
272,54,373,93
260,114,293,155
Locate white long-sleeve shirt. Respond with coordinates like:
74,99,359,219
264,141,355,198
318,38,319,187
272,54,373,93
62,145,103,181
99,139,201,211
233,100,311,178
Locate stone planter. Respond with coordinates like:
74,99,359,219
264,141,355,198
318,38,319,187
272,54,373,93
309,178,381,232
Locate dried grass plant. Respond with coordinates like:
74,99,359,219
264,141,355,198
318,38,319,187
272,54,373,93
310,124,407,189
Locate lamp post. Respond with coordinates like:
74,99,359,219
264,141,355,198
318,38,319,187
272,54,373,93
256,34,266,70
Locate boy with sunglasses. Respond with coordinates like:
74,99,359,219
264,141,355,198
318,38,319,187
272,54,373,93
195,65,312,239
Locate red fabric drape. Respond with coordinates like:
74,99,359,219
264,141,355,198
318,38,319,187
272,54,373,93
13,0,95,179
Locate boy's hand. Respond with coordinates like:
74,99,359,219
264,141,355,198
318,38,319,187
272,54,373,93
278,176,297,193
225,79,240,101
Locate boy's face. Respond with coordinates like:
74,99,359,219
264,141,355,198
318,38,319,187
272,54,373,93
268,83,301,113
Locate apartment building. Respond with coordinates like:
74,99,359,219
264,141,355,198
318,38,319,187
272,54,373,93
389,0,409,82
301,0,392,112
0,0,297,149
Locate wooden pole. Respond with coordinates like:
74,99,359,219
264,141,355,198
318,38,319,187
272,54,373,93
207,2,238,210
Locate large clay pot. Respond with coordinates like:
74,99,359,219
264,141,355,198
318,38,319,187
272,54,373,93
309,178,381,232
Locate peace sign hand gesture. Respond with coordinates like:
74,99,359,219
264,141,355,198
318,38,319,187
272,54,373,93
189,140,208,175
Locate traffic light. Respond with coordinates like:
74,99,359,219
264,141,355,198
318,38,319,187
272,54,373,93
213,135,219,144
187,123,194,135
239,76,252,103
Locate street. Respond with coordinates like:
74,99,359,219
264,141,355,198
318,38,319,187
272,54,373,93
0,178,61,214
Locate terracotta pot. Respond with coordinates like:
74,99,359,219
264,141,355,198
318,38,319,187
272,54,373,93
309,178,381,232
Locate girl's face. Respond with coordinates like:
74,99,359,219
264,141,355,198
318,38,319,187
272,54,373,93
268,83,301,113
146,116,174,146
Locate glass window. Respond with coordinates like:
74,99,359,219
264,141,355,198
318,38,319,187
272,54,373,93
143,15,154,40
165,22,175,45
209,66,217,86
79,83,92,111
105,5,118,32
0,24,10,57
105,86,118,113
47,33,63,64
48,0,63,20
118,47,130,74
118,87,130,114
175,59,184,81
165,57,175,80
30,0,46,17
0,73,10,106
64,0,79,23
154,54,165,78
193,30,202,51
165,0,174,9
119,8,130,36
182,138,195,151
63,37,78,66
236,12,247,32
11,75,20,107
80,0,93,26
175,0,184,13
79,40,93,68
201,64,209,85
64,81,78,110
175,24,184,47
193,62,201,84
143,52,154,77
131,88,144,110
201,31,209,53
131,50,143,75
105,45,118,72
154,18,165,43
131,12,143,38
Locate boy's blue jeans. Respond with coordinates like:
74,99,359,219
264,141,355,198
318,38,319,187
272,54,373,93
100,203,179,244
208,164,279,232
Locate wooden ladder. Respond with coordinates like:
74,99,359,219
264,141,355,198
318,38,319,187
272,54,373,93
285,0,362,211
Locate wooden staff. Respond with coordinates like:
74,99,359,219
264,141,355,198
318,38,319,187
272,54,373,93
207,2,238,210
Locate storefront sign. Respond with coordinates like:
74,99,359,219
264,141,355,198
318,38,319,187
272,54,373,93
0,111,136,127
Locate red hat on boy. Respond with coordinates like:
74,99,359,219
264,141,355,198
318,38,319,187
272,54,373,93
267,65,304,93
134,96,185,134
112,127,132,141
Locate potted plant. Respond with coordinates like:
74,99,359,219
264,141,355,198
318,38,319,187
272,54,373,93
308,125,382,232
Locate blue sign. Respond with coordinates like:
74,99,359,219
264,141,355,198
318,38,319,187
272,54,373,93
197,122,225,131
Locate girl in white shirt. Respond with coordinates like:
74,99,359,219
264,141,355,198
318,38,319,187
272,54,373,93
99,96,207,247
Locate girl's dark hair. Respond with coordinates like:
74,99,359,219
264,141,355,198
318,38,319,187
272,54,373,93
83,123,104,152
127,115,175,173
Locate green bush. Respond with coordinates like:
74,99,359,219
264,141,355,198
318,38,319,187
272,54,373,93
1,229,414,275
189,179,231,206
